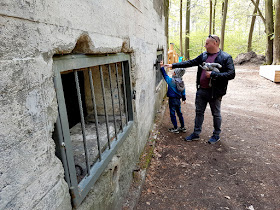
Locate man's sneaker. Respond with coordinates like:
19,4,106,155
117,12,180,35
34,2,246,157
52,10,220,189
178,127,187,133
185,133,199,141
168,128,179,134
208,135,220,144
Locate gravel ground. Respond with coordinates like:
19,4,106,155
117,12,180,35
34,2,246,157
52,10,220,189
135,65,280,210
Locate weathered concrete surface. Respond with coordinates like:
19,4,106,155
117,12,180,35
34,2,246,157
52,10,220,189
0,0,168,209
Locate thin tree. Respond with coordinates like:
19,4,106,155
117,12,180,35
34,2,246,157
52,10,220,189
209,0,213,34
165,0,170,49
180,0,183,56
273,0,280,64
247,0,260,52
220,0,228,51
265,0,274,64
213,0,217,34
250,0,266,25
185,0,191,59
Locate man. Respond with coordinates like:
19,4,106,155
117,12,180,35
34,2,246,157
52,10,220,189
164,35,235,144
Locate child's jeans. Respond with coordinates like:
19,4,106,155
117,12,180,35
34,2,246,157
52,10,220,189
169,97,184,129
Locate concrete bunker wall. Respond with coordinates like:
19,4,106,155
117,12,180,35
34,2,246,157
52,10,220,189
0,0,168,209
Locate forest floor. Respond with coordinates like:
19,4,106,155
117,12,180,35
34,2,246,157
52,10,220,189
134,65,280,210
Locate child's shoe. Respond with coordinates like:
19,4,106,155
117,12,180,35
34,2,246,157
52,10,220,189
168,128,179,134
178,127,187,133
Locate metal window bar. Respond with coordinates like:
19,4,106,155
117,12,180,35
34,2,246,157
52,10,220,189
74,70,91,175
121,62,129,125
99,65,111,149
123,61,134,122
88,68,102,161
115,63,123,132
108,64,118,140
53,53,133,208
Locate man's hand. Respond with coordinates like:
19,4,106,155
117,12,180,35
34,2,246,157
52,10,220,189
160,61,172,68
164,64,172,68
182,100,186,104
205,71,212,78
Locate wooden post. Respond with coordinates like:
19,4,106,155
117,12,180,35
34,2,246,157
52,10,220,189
168,43,179,64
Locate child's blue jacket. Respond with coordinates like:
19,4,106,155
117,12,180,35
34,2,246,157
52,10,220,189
160,67,186,101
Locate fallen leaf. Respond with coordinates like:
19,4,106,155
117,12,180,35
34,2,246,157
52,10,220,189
247,205,254,210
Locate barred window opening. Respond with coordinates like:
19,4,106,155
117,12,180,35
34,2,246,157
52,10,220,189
53,54,133,207
155,51,164,87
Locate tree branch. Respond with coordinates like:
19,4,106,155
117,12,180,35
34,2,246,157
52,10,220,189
250,0,266,25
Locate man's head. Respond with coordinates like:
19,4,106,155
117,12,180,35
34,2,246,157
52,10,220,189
204,35,220,54
173,68,185,78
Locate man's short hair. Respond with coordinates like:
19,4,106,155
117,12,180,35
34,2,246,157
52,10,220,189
208,34,220,44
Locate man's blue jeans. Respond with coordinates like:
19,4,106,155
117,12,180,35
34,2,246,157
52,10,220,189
169,98,184,129
193,88,222,136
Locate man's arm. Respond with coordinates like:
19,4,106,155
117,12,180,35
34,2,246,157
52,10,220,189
171,54,203,69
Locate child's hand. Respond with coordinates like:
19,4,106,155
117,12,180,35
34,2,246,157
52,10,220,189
160,61,164,67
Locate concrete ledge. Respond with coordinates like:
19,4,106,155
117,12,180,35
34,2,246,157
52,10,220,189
259,65,280,82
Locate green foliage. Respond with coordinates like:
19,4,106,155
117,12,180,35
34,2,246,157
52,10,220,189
169,0,267,60
189,31,209,59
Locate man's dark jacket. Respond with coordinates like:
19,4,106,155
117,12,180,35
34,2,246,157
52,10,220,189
172,50,235,98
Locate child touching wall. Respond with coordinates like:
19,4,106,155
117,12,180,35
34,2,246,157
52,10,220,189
160,61,187,134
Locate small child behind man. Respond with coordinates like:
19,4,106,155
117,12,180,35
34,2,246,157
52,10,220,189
160,61,187,134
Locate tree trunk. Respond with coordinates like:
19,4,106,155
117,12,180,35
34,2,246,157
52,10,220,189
209,0,213,34
222,2,224,16
247,0,260,52
213,0,217,34
220,0,228,51
165,0,170,52
265,0,274,64
185,0,191,60
273,0,280,64
180,0,183,56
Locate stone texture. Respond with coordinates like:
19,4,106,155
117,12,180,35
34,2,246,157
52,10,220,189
0,0,168,209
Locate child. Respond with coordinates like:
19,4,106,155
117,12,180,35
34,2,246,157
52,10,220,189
160,61,187,134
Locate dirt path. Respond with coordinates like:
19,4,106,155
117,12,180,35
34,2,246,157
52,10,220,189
135,66,280,210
